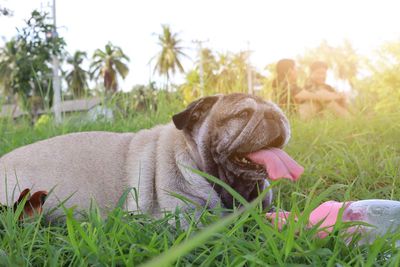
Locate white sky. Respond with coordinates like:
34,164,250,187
1,0,400,91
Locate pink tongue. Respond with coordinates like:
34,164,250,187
246,148,304,181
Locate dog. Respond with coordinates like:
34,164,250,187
0,93,300,220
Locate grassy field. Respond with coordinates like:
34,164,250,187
1,99,400,266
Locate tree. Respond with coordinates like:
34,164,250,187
297,40,359,86
90,43,129,94
153,25,188,90
180,48,218,103
0,40,18,101
65,51,88,98
179,70,201,105
0,10,65,118
179,49,261,102
214,51,249,94
196,48,218,91
358,40,400,112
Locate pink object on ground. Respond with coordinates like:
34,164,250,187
246,148,304,181
309,201,351,238
267,201,350,238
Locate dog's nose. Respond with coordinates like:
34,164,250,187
268,134,285,148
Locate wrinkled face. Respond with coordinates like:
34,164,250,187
173,93,291,209
208,95,290,178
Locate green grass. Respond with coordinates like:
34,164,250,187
1,102,400,266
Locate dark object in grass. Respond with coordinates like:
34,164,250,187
0,188,47,220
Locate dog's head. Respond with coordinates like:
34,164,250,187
173,93,302,209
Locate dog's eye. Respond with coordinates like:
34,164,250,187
218,109,253,126
237,109,252,119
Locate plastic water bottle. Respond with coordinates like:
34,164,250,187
343,200,400,244
267,199,400,244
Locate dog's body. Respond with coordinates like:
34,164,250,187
0,94,294,219
0,125,219,218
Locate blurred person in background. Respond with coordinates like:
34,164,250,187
295,61,350,119
271,58,302,112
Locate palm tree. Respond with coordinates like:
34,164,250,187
65,51,88,98
0,39,18,100
212,51,255,94
90,43,129,93
153,25,188,90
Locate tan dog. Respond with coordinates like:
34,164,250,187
0,93,295,220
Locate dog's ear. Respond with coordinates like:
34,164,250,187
173,95,220,130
